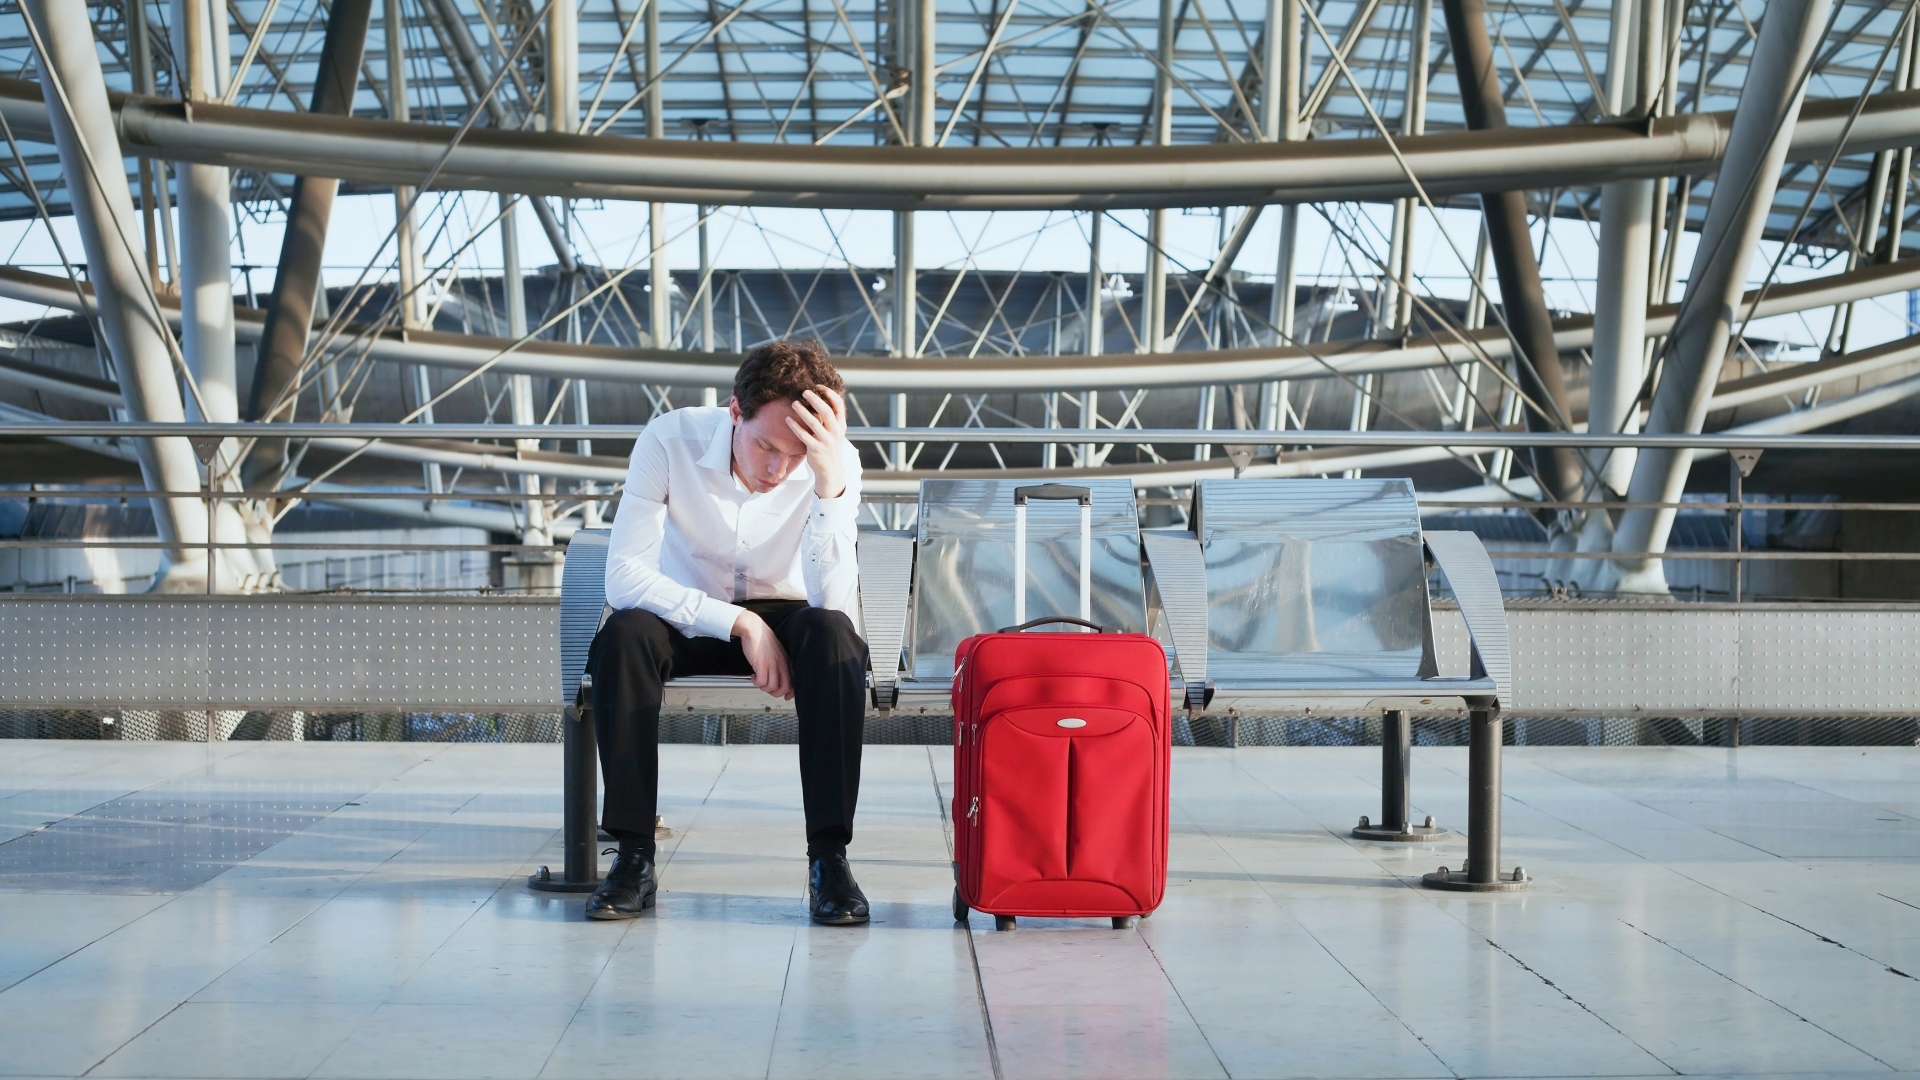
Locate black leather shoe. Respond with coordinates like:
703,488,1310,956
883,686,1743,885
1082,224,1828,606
808,854,870,925
585,850,656,920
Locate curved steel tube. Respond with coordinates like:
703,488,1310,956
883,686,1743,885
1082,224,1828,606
1,77,1919,210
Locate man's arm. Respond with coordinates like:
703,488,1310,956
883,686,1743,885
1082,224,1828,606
801,439,863,620
603,423,745,639
786,388,863,624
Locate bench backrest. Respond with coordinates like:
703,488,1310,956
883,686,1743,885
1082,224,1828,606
1189,478,1431,683
559,529,611,706
908,478,1147,680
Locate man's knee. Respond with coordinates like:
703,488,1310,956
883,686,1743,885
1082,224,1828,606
783,606,866,665
594,607,676,665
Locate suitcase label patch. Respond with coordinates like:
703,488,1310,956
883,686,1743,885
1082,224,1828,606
1055,718,1087,728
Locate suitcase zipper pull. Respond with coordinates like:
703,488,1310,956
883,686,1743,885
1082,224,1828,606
967,797,979,825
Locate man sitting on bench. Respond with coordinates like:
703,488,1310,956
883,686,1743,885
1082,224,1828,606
586,339,869,924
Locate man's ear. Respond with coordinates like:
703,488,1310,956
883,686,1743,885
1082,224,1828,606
728,397,742,422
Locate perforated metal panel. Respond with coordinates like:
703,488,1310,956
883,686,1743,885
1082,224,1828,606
1424,604,1920,716
0,596,557,711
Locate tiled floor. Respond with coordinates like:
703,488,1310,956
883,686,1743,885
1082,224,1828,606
0,740,1916,1079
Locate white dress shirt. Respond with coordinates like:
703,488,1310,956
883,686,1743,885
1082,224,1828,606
604,405,864,640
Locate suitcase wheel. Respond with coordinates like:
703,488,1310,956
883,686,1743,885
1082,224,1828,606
994,915,1017,931
1112,916,1138,930
952,888,970,923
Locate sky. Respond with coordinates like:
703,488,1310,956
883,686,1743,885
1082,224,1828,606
0,188,1910,355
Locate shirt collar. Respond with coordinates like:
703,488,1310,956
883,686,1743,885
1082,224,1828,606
697,409,734,476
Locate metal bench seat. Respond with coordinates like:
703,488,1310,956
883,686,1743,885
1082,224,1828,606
1140,479,1510,715
543,475,1525,896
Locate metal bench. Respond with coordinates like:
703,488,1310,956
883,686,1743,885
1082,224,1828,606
534,477,1521,895
1140,478,1522,891
530,525,914,891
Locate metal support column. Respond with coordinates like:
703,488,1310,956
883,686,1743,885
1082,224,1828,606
1083,210,1103,466
1424,701,1528,890
529,675,602,891
1440,0,1581,503
171,0,257,590
1378,0,1430,338
385,0,441,495
1614,0,1833,593
1353,710,1447,842
246,0,375,487
24,0,210,590
1261,0,1300,436
1144,0,1173,353
1587,0,1655,501
645,0,670,350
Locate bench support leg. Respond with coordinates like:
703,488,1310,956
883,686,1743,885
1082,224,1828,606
529,677,604,893
1424,701,1530,891
1353,710,1448,842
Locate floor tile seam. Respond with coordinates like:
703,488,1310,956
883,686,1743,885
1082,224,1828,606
1514,762,1920,969
1513,757,1878,863
1168,776,1456,1079
1616,917,1900,1071
1132,923,1234,1080
1478,937,1680,1075
0,751,247,853
660,756,732,874
1207,754,1685,1075
1491,759,1765,867
929,746,1000,1080
1653,864,1920,983
760,937,799,1080
1214,749,1451,885
72,996,194,1079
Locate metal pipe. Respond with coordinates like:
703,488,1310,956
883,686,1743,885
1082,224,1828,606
1441,0,1581,502
1588,0,1654,496
5,78,1916,210
23,422,1920,451
173,0,261,590
386,0,439,495
21,0,209,589
646,0,668,350
529,673,603,891
1613,0,1835,592
916,0,936,146
245,0,375,487
9,255,1920,394
1145,0,1173,354
1466,702,1499,884
1383,708,1410,831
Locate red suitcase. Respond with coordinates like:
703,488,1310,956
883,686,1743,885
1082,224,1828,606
950,484,1172,931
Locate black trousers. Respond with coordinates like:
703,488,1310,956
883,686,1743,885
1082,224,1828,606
586,599,867,862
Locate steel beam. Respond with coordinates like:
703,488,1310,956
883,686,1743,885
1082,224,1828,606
1588,0,1655,498
245,0,375,488
8,256,1920,393
1613,0,1835,594
172,0,265,590
6,78,1920,210
21,0,209,591
1441,0,1580,502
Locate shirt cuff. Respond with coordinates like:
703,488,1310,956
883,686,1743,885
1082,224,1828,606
813,489,860,533
690,595,747,641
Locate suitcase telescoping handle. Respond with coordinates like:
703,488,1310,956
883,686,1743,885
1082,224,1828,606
1011,484,1093,629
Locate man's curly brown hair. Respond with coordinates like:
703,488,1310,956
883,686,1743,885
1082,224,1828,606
731,339,845,419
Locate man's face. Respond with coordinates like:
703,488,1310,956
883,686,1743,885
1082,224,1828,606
729,397,809,493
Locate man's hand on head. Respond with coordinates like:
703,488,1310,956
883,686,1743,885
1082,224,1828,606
786,386,849,499
732,610,794,701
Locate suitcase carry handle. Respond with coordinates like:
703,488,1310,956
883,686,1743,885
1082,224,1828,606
1012,486,1093,628
997,616,1110,634
1013,484,1092,506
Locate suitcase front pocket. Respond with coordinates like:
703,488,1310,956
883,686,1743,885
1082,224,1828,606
973,705,1159,912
